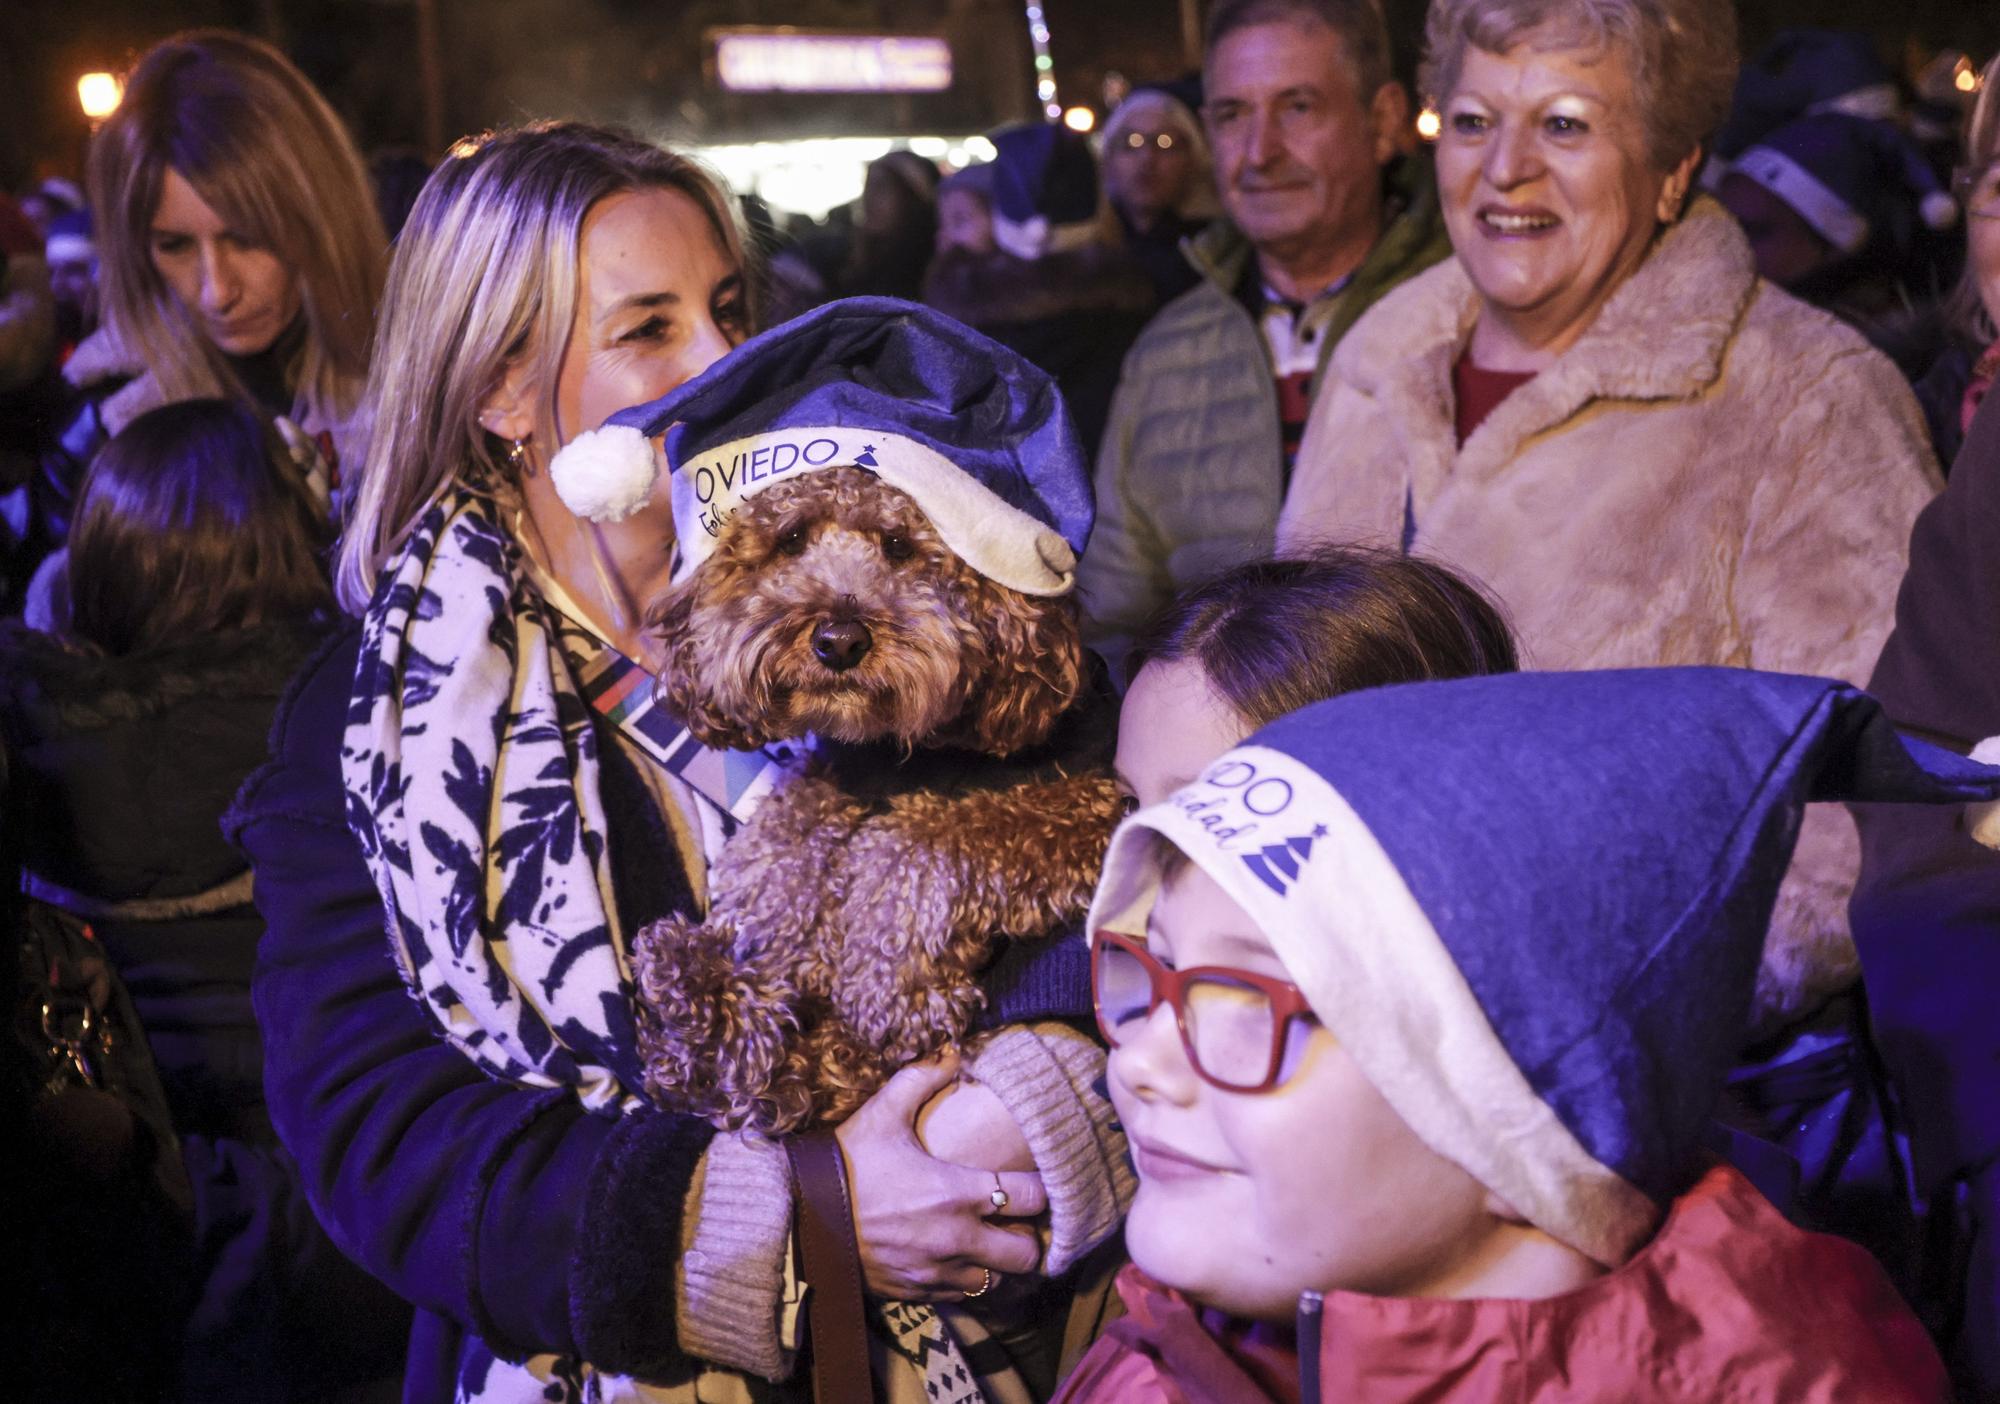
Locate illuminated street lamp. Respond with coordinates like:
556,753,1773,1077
78,71,123,121
1062,105,1095,134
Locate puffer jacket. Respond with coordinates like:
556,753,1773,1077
1054,1163,1949,1404
1077,157,1451,679
0,617,410,1402
1277,197,1942,1029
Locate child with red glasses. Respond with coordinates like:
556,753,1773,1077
1057,667,2000,1404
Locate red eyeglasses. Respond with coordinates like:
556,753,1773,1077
1091,929,1319,1093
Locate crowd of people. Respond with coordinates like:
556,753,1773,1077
4,0,1999,1401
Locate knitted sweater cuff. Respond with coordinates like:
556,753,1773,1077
676,1129,797,1381
966,1023,1135,1275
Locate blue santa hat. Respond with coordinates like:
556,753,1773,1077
987,121,1103,260
1088,668,2000,1267
608,296,1090,596
1729,111,1958,256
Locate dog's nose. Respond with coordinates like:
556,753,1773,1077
810,619,872,672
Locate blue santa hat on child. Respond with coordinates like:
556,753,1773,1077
547,297,1091,596
1089,668,2000,1267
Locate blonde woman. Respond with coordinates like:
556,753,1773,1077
32,30,383,606
231,121,1128,1404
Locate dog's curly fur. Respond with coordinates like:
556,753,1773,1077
632,468,1123,1133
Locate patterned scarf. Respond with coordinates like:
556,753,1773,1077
344,487,643,1109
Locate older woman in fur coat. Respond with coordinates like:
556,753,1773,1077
1278,0,1939,1039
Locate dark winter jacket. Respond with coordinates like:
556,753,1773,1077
923,242,1156,460
0,617,409,1401
1850,383,2000,1394
224,625,1103,1400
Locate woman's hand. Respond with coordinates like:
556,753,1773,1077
916,1078,1034,1172
836,1053,1047,1300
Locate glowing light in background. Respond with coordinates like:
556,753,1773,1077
1025,1,1061,121
695,136,1000,219
713,32,952,93
1063,106,1096,134
1956,59,1980,94
1415,105,1442,142
77,72,123,120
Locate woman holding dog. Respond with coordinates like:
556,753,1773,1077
1275,0,1941,1283
230,122,1127,1402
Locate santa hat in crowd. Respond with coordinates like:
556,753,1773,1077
1728,111,1959,257
1089,668,2000,1268
45,208,94,268
548,297,1089,596
986,121,1104,261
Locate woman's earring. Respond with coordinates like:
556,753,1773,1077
508,437,535,477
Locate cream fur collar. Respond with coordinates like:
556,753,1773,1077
1331,198,1760,481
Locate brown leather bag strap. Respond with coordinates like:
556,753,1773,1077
786,1130,873,1404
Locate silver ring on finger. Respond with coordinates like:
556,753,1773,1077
963,1267,994,1299
988,1173,1009,1212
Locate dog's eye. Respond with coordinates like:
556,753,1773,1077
776,527,808,557
881,532,914,563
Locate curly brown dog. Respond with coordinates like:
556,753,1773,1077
630,466,1124,1134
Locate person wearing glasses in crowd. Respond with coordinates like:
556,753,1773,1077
1055,665,1988,1402
1101,84,1219,308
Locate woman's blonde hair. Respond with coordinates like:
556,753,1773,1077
335,121,747,613
1419,0,1738,170
1947,55,2000,347
88,30,385,430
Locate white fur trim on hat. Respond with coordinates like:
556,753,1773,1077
1733,145,1869,254
670,426,1076,595
991,211,1105,262
44,233,94,264
1086,748,1661,1268
550,424,659,523
1971,737,2000,850
1922,190,1961,232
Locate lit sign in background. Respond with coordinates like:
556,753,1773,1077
713,32,953,94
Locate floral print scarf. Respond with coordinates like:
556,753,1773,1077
343,487,643,1111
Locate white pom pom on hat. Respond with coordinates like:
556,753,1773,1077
1922,189,1960,232
548,424,659,523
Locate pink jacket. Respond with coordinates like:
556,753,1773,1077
1055,1164,1948,1404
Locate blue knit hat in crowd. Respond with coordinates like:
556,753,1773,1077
612,296,1091,596
1088,668,2000,1267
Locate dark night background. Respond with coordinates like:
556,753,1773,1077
3,0,1996,188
